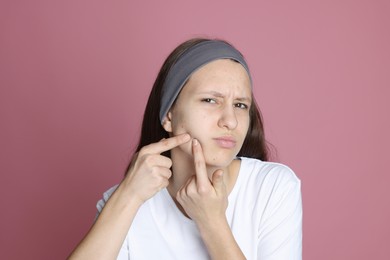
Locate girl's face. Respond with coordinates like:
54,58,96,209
163,59,252,168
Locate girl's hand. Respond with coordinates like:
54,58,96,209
123,133,191,205
176,139,228,226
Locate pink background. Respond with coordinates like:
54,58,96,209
1,0,389,259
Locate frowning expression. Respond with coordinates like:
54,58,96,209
163,59,252,167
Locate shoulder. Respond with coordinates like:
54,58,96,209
236,157,301,203
237,157,302,224
239,157,300,186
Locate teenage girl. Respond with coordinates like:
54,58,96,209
69,38,302,260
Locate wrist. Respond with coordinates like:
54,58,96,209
196,216,230,239
196,217,245,260
109,183,144,213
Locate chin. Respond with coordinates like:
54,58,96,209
203,150,238,168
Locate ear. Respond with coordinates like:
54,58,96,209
162,111,173,133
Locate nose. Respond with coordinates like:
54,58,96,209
217,105,238,130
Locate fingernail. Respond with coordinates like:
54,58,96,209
192,139,198,146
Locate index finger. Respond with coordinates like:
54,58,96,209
192,139,211,187
143,133,191,154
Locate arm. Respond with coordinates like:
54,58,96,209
68,184,142,260
196,215,246,260
176,139,246,260
68,134,191,260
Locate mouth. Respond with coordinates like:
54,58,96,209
213,136,237,149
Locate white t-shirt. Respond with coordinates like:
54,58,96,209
96,157,302,260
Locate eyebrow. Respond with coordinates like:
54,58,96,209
198,91,252,102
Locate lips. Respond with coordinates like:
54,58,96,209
213,136,237,149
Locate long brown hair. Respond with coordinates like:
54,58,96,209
126,38,270,173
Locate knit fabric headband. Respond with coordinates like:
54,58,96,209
159,40,252,124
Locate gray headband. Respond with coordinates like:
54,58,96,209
159,40,252,124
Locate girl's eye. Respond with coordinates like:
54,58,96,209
201,98,217,104
235,103,249,109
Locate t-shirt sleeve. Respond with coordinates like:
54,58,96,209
257,165,303,260
95,184,119,219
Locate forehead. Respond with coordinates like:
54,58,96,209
182,59,252,96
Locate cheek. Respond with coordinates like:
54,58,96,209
239,114,250,134
174,124,203,141
171,112,208,138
